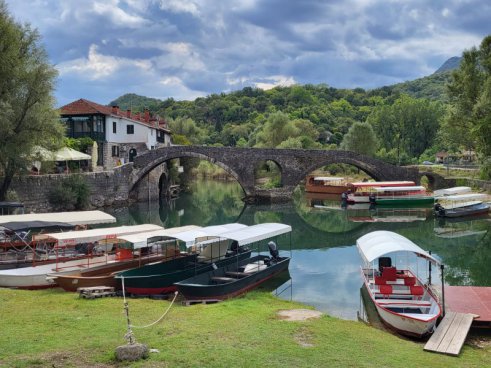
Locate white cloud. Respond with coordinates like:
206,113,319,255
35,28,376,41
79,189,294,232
92,0,149,28
254,75,296,90
159,0,200,16
57,44,152,79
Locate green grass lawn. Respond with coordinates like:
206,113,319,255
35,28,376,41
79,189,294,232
0,288,489,367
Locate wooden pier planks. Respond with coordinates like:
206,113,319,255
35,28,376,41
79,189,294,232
424,312,475,356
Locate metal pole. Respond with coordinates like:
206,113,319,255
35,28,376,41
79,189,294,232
428,251,432,285
440,264,445,317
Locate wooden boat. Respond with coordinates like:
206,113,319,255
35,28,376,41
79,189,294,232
434,193,490,218
347,181,416,203
52,225,202,291
0,224,163,289
118,223,290,296
116,223,251,295
357,231,442,338
175,233,291,301
0,210,116,270
372,186,434,207
305,176,349,194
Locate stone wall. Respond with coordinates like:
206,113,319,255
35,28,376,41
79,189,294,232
8,164,133,213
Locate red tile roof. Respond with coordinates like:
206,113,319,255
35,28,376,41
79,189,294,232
60,98,170,132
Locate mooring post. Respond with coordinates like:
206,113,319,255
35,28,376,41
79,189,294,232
428,250,432,285
440,264,445,317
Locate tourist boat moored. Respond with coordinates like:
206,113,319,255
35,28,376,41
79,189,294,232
175,223,292,301
434,193,490,218
0,224,162,289
372,186,434,207
52,225,202,291
357,231,442,338
305,176,349,194
346,181,416,203
116,223,252,295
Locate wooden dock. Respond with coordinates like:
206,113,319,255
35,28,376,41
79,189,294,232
445,286,491,328
424,311,476,356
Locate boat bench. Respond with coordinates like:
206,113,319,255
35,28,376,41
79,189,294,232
225,271,249,278
375,275,416,286
375,285,425,296
211,276,235,284
377,299,431,308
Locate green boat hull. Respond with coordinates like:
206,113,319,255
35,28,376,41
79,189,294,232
375,197,434,207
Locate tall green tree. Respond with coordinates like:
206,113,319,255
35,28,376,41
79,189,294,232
444,35,491,167
367,95,444,160
0,1,64,200
340,122,378,156
167,116,205,145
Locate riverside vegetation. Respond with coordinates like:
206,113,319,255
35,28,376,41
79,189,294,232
0,288,490,367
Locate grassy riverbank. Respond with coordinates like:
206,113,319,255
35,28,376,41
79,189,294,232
0,288,489,367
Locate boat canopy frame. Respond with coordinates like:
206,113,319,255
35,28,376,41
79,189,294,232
357,230,440,265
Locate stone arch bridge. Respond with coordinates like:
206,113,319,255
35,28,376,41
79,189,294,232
129,146,433,202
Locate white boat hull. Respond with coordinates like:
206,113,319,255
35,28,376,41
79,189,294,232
0,254,117,289
374,303,437,337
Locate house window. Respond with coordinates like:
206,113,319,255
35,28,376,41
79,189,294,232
111,145,119,157
127,124,134,134
113,121,117,134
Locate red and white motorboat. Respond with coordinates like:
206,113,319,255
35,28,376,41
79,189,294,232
357,231,442,338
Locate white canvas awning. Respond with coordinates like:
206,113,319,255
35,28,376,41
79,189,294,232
357,231,439,264
374,186,426,192
53,147,91,161
350,181,415,187
43,224,163,247
313,176,345,181
434,186,471,197
0,210,116,227
438,193,487,201
117,225,202,249
175,223,248,247
215,223,292,246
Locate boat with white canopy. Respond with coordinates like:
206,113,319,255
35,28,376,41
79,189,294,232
0,210,116,269
175,223,292,301
0,224,162,289
53,225,202,291
434,186,472,198
434,193,490,218
357,231,442,338
347,181,416,203
305,175,349,194
116,223,251,295
371,186,434,206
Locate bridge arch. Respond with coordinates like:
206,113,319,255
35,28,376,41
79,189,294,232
129,150,245,196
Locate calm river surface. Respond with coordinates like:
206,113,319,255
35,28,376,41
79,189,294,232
107,180,491,320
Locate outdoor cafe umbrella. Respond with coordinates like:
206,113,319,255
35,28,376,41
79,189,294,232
53,147,91,173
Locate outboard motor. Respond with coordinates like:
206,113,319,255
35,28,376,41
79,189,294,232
369,193,376,205
268,241,280,262
341,192,348,208
434,203,445,217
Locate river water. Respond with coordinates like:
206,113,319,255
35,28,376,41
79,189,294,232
107,180,491,320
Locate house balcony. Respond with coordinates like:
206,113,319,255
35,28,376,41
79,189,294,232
69,132,105,141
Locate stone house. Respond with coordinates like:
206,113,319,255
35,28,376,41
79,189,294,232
60,98,172,170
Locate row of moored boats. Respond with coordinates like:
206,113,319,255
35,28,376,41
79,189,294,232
0,211,291,302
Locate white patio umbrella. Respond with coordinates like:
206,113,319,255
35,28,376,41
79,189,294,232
53,147,91,173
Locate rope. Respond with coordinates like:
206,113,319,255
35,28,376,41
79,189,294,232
121,276,179,330
131,291,179,329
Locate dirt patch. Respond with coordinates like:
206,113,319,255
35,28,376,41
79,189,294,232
294,327,315,347
277,309,323,321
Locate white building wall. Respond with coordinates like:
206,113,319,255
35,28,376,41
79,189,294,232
105,115,158,149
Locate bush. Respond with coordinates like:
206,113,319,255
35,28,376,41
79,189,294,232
480,159,491,180
49,175,90,210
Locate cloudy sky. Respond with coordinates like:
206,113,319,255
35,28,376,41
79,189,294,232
5,0,490,106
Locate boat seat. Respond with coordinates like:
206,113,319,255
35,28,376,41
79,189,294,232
211,276,235,284
381,267,397,281
404,277,416,286
374,276,387,285
410,285,424,296
225,271,249,278
376,299,431,307
379,285,393,296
